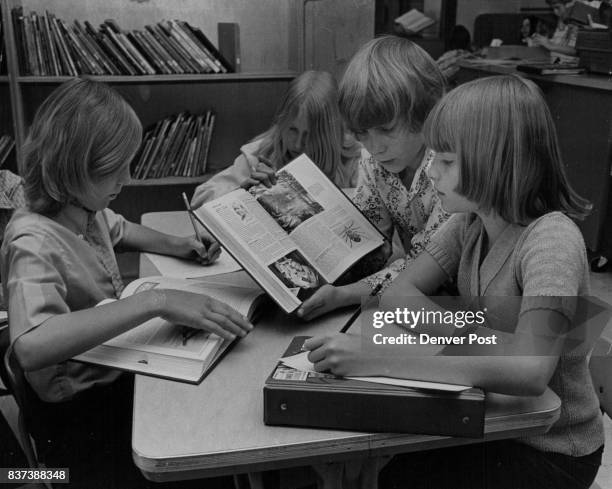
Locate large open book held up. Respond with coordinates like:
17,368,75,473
74,276,267,384
194,154,386,313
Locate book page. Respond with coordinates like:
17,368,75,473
277,155,384,282
194,156,384,312
75,276,264,381
196,189,311,312
280,352,470,392
96,276,262,359
143,251,241,278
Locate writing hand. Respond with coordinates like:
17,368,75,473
181,233,221,265
303,333,375,376
158,289,253,341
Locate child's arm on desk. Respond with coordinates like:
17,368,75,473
304,253,563,396
121,220,220,264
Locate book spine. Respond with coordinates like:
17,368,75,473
31,13,48,76
202,112,215,173
155,22,200,73
104,19,155,75
49,14,78,76
42,14,60,75
101,22,143,74
131,31,167,74
141,119,171,179
83,21,115,75
71,22,104,74
98,31,136,76
144,25,186,74
193,115,205,176
155,113,184,178
139,29,172,74
179,21,226,73
217,22,240,73
59,18,93,74
22,15,39,75
198,111,212,174
75,20,114,75
168,20,217,73
12,8,30,75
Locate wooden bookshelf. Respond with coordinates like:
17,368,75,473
0,0,299,219
16,72,297,84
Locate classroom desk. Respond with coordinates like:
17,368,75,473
456,60,612,252
131,211,562,485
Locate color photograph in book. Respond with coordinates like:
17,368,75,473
194,155,386,313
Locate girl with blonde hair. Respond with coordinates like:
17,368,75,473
191,70,361,207
305,75,602,488
2,78,251,487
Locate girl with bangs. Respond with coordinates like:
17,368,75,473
1,78,251,488
298,36,449,320
304,75,603,488
191,70,361,207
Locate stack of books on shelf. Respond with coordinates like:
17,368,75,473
11,7,234,76
0,135,14,167
132,111,215,180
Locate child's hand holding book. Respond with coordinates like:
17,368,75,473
154,289,253,341
240,156,277,190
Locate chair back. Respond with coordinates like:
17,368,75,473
0,327,48,482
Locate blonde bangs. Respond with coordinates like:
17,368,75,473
424,75,591,223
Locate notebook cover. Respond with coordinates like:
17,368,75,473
263,336,485,438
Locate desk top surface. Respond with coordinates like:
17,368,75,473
459,59,612,92
132,211,561,481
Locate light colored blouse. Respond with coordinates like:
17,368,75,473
426,211,604,457
352,149,449,291
1,206,126,402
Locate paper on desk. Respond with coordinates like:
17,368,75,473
144,252,241,278
280,352,471,392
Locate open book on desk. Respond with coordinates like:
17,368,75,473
74,276,267,384
193,154,386,313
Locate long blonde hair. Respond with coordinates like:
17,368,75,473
22,78,142,215
256,70,348,183
423,75,590,223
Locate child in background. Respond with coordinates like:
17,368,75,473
305,75,603,489
298,36,448,320
1,79,252,488
191,70,361,207
532,0,580,63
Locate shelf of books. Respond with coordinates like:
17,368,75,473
16,72,297,84
0,0,297,217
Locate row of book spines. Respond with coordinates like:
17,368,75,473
12,8,233,77
132,112,215,180
0,135,15,167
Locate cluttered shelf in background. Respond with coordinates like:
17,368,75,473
16,72,298,84
126,174,212,187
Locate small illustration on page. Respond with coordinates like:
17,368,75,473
269,250,323,298
250,171,324,233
